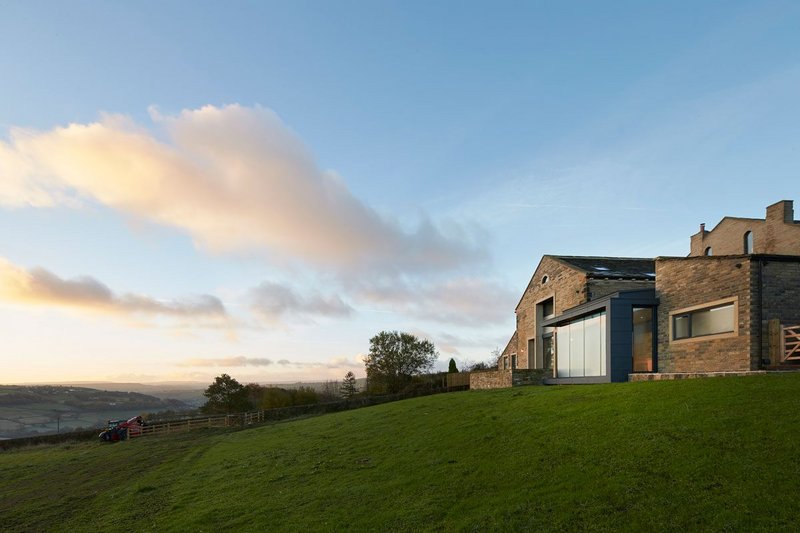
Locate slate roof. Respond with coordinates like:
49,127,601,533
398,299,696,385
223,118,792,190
551,256,656,280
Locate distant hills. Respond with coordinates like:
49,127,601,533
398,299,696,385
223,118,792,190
0,385,190,439
0,377,371,439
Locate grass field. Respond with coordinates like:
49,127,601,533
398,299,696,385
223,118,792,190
2,374,800,532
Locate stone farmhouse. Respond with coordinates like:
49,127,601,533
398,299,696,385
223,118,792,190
481,200,800,387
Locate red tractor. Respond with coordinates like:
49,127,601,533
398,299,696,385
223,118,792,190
99,416,144,442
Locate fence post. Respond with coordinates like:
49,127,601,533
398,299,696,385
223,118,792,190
769,318,782,365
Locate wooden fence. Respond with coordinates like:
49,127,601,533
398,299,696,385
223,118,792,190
133,414,238,438
768,320,800,364
446,372,471,390
785,324,800,362
132,382,474,439
2,375,476,448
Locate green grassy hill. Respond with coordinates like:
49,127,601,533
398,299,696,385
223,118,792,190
2,374,800,531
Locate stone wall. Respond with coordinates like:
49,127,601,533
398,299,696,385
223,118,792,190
469,369,546,390
629,371,766,382
757,258,800,364
514,256,588,369
587,279,656,300
655,256,755,372
511,369,546,386
470,370,513,390
690,200,800,256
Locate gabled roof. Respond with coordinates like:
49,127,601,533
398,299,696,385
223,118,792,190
515,255,656,311
550,256,655,280
501,330,517,357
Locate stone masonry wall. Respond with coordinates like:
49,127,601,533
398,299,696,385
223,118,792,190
514,256,588,369
655,256,755,372
690,201,800,256
587,279,656,300
470,369,546,390
511,369,546,386
758,259,800,363
470,370,513,390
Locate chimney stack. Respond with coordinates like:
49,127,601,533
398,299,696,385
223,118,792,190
766,200,794,224
700,223,706,233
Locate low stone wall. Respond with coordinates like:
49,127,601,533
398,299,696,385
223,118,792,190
470,369,546,390
629,371,767,382
512,369,546,386
470,370,512,389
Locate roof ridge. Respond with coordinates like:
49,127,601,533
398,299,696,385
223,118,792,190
549,255,655,261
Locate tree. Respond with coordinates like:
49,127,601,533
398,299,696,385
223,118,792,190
319,380,340,402
340,371,358,399
201,374,253,414
364,331,438,394
448,358,459,373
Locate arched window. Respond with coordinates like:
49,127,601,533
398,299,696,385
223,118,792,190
541,275,549,285
744,231,753,254
704,247,712,256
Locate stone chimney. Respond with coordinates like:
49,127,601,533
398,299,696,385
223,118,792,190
766,200,794,224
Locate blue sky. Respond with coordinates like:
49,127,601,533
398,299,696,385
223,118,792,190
1,1,799,384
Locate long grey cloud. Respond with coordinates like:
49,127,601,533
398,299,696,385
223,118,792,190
249,281,353,322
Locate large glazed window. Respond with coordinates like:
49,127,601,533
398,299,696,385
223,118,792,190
556,311,606,378
672,303,735,340
632,307,654,372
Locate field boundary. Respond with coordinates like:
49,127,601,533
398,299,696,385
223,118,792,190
1,385,469,450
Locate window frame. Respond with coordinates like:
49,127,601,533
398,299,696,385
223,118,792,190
669,297,738,343
539,297,555,319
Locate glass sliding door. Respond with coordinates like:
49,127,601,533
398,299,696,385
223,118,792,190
632,307,654,372
583,314,603,376
556,324,570,378
569,319,585,377
555,311,607,378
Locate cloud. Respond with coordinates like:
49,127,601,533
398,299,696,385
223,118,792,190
357,277,516,326
249,281,353,323
409,328,508,358
180,355,362,370
0,257,227,322
0,104,484,276
181,356,273,367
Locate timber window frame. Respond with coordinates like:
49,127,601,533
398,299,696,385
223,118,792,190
669,297,738,343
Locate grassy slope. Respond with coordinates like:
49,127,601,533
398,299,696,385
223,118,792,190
2,374,800,532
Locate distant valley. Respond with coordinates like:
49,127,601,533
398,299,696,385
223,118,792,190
0,385,192,439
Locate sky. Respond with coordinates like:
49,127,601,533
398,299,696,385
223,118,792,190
1,1,800,384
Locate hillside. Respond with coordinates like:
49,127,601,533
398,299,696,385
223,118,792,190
2,374,800,531
0,385,188,439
